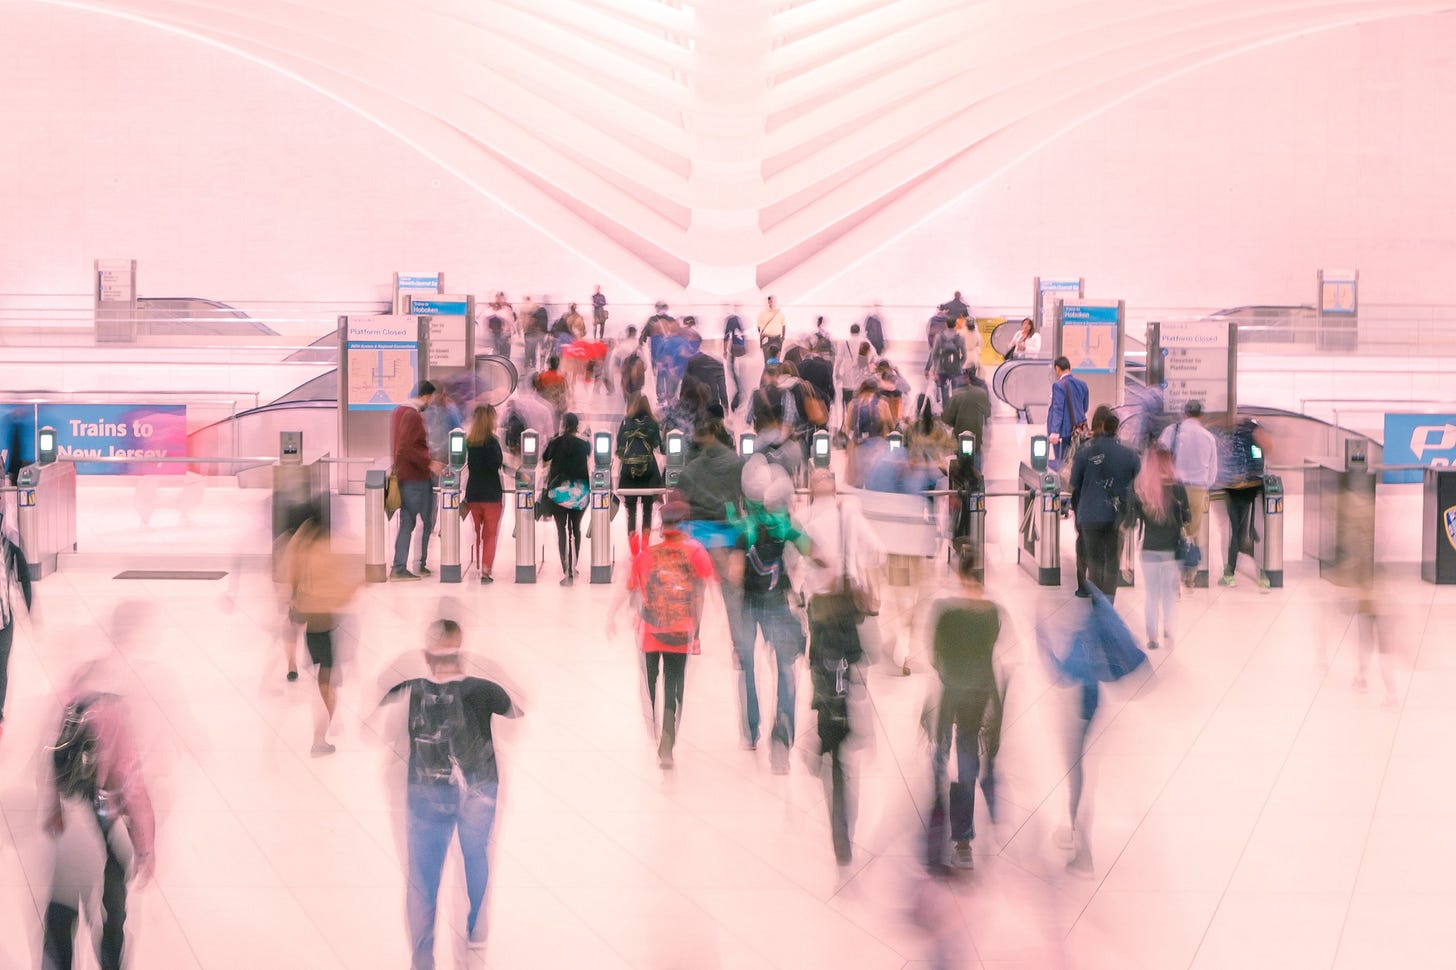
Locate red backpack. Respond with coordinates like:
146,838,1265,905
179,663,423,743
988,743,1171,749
642,540,700,647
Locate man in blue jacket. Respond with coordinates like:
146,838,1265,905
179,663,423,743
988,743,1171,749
1047,356,1089,469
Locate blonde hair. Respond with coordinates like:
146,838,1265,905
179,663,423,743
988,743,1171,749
466,405,496,446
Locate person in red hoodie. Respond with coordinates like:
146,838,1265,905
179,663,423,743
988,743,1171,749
392,381,443,581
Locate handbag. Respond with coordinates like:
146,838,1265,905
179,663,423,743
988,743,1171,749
533,488,557,521
384,472,402,519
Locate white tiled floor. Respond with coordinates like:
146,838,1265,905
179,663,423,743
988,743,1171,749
3,452,1455,968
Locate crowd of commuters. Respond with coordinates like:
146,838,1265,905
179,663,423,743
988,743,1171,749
0,285,1405,969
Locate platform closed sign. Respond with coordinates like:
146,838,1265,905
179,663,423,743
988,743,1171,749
36,404,187,475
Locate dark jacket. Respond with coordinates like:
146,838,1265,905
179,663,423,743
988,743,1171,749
542,433,590,489
464,438,504,503
798,355,835,407
1070,435,1141,526
941,382,991,443
1131,483,1190,552
1047,374,1089,442
678,439,745,523
616,414,664,488
683,352,729,413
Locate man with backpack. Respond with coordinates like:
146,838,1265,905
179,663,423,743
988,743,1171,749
609,493,717,769
940,365,991,472
926,317,968,408
378,618,522,964
1047,356,1090,470
732,463,810,771
1070,410,1141,599
43,649,156,970
863,305,886,356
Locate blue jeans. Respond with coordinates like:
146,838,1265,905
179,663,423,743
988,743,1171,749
394,479,437,571
735,591,806,752
930,688,995,846
407,781,498,970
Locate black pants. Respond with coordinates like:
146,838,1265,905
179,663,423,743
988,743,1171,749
809,609,861,864
44,816,128,970
643,651,687,757
553,506,584,574
0,622,13,721
1225,486,1260,576
623,495,656,537
1080,522,1121,598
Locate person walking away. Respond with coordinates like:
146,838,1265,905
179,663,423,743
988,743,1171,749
732,464,810,771
591,285,608,340
925,547,1006,870
483,298,515,358
939,366,991,473
1128,445,1189,650
682,330,730,416
1047,357,1090,471
749,390,806,484
797,347,836,427
378,619,522,965
392,381,443,581
536,355,571,418
834,326,876,421
1157,399,1218,584
542,413,591,585
757,295,787,360
926,317,968,409
284,508,360,754
1218,417,1271,588
616,395,665,554
608,493,716,768
462,405,505,584
678,420,748,649
0,509,33,742
723,307,748,411
939,290,969,323
42,651,156,970
1070,411,1140,599
863,305,886,356
800,470,880,865
842,380,891,487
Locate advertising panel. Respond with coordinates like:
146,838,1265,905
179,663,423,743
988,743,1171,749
1382,413,1456,484
35,404,187,475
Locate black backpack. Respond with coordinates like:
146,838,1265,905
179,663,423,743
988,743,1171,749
619,421,656,479
50,695,107,802
743,525,790,595
487,315,505,334
865,315,885,355
408,680,470,786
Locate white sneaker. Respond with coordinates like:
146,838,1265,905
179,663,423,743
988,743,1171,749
468,919,488,950
950,842,974,870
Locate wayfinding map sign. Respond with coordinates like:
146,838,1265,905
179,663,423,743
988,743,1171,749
1157,320,1232,413
344,315,417,411
1060,303,1120,374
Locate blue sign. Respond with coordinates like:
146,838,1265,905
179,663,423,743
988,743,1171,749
1061,303,1120,374
396,273,441,291
35,404,188,475
1382,413,1456,484
410,299,469,316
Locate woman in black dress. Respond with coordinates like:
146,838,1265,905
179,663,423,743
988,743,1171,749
542,412,592,585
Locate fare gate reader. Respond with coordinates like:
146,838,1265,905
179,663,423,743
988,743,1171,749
950,432,986,582
1259,472,1285,588
438,428,467,583
664,429,686,488
515,430,542,583
887,430,904,453
811,429,831,470
1018,435,1061,585
738,432,756,458
37,426,57,466
590,431,614,584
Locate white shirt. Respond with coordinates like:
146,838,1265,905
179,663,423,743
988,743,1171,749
1159,417,1219,488
799,496,884,597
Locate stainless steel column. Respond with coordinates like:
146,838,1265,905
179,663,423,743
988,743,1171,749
1259,475,1285,588
364,469,387,583
439,471,462,583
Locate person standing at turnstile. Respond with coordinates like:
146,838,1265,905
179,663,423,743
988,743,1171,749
1158,400,1218,584
1218,418,1271,589
1128,446,1189,651
0,507,33,742
391,382,443,582
542,414,591,586
462,406,506,585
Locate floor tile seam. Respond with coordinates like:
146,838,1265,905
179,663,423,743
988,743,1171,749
1180,604,1360,970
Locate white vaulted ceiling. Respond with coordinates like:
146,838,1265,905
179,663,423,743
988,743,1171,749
35,0,1456,297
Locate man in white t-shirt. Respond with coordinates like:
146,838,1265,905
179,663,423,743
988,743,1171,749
757,296,787,360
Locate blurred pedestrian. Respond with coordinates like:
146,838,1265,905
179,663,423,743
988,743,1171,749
0,506,34,741
1158,399,1219,584
591,285,608,340
925,548,1006,872
462,405,505,585
1129,445,1189,650
678,420,748,654
1218,417,1271,588
732,463,809,771
378,619,523,965
284,507,360,755
801,470,879,865
608,494,716,769
42,645,156,970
